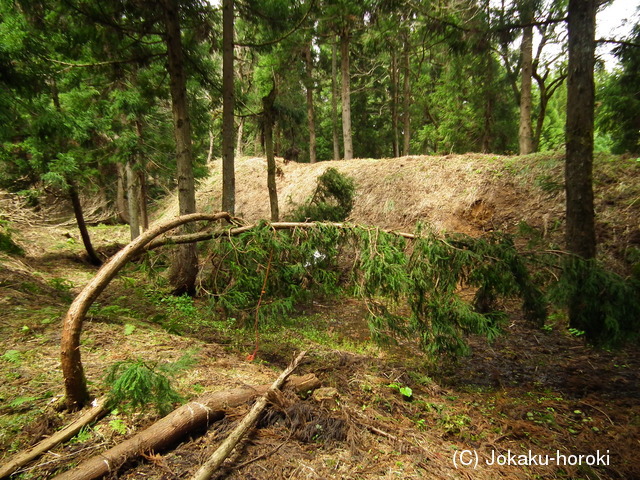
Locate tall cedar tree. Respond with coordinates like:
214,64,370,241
222,0,236,215
565,0,596,260
163,0,199,294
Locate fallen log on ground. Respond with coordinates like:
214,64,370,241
191,351,306,480
52,373,320,480
0,399,107,479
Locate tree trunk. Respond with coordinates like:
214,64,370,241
222,0,236,215
481,48,494,153
519,23,534,155
138,167,149,232
401,33,411,157
60,213,232,411
135,119,149,232
263,85,279,221
534,91,548,152
304,42,317,164
390,49,400,158
68,182,102,267
53,374,320,480
331,38,341,161
115,163,129,224
565,0,596,261
125,160,140,240
340,29,353,160
235,117,244,158
163,0,199,295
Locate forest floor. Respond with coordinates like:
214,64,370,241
1,153,639,479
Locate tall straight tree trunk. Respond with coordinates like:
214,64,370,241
331,38,341,160
534,93,548,152
340,29,353,160
518,23,534,154
116,163,129,224
401,33,411,157
263,86,279,221
481,47,494,153
125,160,140,240
134,119,148,232
138,169,149,232
304,42,317,164
235,118,244,157
565,0,596,260
163,0,198,295
222,0,235,215
390,49,400,158
68,181,102,267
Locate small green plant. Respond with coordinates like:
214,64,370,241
568,327,585,337
48,277,74,293
1,350,22,364
123,324,136,335
71,425,93,443
109,417,127,435
104,354,195,415
388,383,413,400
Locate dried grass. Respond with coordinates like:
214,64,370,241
156,154,567,236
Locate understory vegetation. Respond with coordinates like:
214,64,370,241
200,223,639,355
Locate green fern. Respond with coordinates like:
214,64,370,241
104,355,194,415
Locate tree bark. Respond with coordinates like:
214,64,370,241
390,49,400,158
53,374,320,480
235,117,244,158
331,38,341,161
519,22,534,154
565,0,596,260
68,181,102,267
60,213,231,411
304,42,317,164
125,160,140,240
115,163,129,224
263,85,279,221
340,29,353,160
401,32,411,157
222,0,236,214
191,351,306,480
163,0,199,295
134,119,149,232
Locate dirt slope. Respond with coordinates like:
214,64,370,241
159,153,639,270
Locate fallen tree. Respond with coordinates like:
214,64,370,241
52,373,320,480
61,212,233,411
191,351,306,480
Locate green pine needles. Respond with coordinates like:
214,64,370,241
205,223,549,357
208,222,342,326
548,257,640,348
104,355,194,415
289,168,356,222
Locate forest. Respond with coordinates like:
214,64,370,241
1,0,640,478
